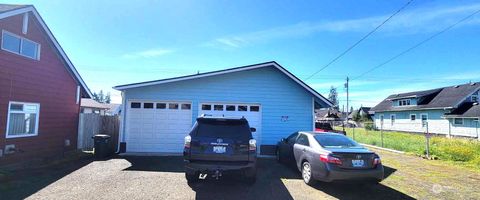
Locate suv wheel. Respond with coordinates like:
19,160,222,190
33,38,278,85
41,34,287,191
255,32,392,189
302,161,316,186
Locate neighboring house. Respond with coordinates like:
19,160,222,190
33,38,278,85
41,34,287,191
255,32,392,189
371,82,480,138
349,107,372,121
315,108,341,121
80,98,110,115
113,61,332,155
0,4,91,164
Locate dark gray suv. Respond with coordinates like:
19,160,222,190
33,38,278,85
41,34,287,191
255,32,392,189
183,116,257,184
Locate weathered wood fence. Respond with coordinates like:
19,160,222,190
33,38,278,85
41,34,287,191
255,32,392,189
77,113,120,151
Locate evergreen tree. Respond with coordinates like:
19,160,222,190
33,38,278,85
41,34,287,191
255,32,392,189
328,86,339,110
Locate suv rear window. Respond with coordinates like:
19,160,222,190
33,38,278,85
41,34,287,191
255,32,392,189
314,135,359,148
195,119,252,139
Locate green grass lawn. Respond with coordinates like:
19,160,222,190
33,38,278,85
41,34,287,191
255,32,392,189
337,127,480,170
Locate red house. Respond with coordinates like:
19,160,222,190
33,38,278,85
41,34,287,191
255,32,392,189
0,4,91,165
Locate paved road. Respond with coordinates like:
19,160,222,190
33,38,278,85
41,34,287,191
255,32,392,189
1,152,416,200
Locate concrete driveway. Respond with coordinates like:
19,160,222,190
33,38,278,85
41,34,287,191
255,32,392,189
1,153,413,200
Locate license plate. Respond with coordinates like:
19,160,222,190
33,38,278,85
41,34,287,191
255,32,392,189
213,146,226,154
352,159,364,167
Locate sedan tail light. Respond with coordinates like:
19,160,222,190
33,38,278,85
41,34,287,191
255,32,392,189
373,154,381,166
184,135,191,148
320,154,342,165
249,139,256,151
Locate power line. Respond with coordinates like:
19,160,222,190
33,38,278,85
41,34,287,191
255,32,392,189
352,8,480,80
304,0,414,81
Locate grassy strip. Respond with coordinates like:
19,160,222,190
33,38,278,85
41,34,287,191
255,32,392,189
338,127,480,170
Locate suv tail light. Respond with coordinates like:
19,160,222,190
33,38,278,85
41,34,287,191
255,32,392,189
184,135,191,148
249,139,256,151
320,154,342,165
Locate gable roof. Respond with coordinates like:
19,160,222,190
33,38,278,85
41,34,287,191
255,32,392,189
113,61,332,106
0,4,28,13
80,98,110,109
0,4,92,98
372,82,480,112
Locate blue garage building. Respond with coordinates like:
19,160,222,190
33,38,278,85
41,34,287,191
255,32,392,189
114,61,332,155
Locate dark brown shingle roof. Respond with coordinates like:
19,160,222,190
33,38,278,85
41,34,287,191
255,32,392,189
372,82,480,112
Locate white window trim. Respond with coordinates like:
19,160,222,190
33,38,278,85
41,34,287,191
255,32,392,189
420,113,428,120
390,114,396,125
410,114,416,121
1,30,41,60
22,13,29,34
453,118,464,125
5,101,40,139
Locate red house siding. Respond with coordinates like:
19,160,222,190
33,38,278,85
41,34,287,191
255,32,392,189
0,12,81,165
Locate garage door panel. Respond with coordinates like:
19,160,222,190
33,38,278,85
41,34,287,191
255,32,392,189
126,101,192,153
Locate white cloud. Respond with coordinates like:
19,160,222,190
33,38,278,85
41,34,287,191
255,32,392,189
208,3,480,48
122,48,174,59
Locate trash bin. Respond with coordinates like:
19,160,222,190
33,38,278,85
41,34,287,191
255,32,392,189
92,134,112,158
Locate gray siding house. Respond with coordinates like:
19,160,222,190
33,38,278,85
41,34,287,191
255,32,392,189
371,82,479,138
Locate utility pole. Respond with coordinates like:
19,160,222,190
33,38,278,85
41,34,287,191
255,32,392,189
345,77,349,125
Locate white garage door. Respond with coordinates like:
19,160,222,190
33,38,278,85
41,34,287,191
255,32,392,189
126,101,192,153
198,103,262,148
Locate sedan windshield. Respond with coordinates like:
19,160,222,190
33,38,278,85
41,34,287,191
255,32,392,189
314,134,360,148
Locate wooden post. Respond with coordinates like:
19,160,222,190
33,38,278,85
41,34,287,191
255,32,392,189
380,122,384,148
425,122,430,158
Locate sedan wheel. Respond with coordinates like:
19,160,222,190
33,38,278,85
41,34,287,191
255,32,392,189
302,161,316,186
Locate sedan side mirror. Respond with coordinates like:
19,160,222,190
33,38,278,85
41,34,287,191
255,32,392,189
250,127,256,132
281,138,286,143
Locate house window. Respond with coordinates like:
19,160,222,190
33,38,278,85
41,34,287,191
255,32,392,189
2,31,40,60
410,114,416,121
398,99,411,106
250,106,260,112
156,103,166,109
214,105,223,111
226,105,235,111
238,106,247,111
131,102,141,108
181,103,191,110
143,103,154,109
380,115,384,124
169,103,179,110
201,104,211,110
472,95,478,102
421,114,428,127
390,114,395,125
6,102,40,138
454,118,463,125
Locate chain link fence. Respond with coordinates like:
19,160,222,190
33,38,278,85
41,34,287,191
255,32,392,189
335,121,480,166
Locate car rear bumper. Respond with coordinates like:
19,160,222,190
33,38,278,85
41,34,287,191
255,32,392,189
313,165,384,182
184,160,256,173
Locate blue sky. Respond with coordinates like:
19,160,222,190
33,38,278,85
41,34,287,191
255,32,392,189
9,0,480,109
